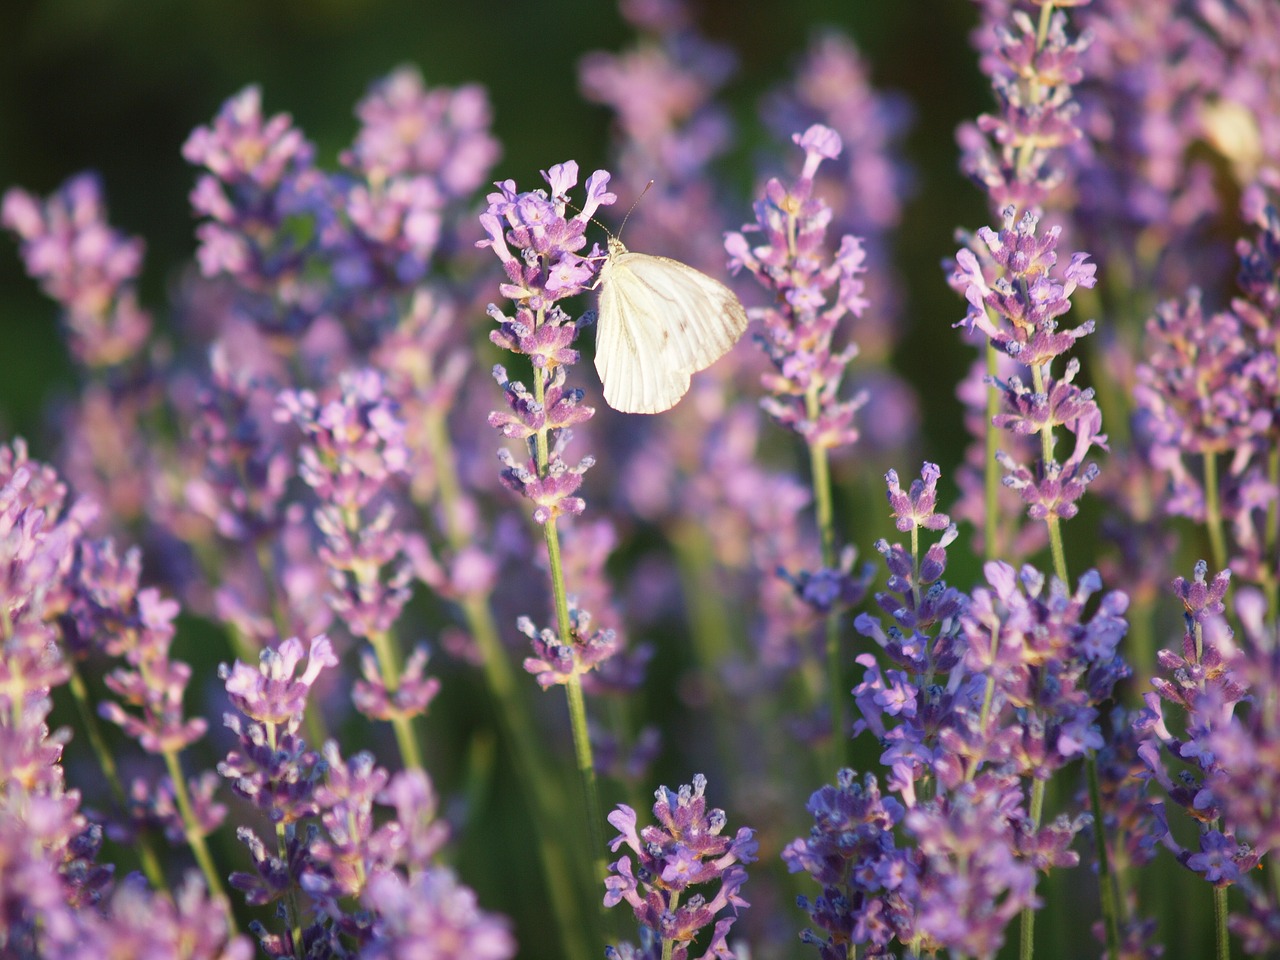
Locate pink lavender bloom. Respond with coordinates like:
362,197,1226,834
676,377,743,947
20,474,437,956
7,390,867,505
726,124,869,452
218,636,334,835
1,173,151,368
479,161,613,524
578,0,736,274
278,368,416,642
959,3,1090,217
518,606,621,690
360,869,515,960
951,207,1104,524
781,770,911,957
1131,562,1280,920
605,774,757,960
761,30,918,441
184,86,332,335
334,67,500,303
1134,292,1273,514
66,873,251,959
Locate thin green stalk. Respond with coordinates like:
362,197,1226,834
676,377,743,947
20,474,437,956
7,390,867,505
422,391,593,960
1087,752,1123,960
532,342,607,945
1265,443,1280,615
66,664,166,890
1213,882,1229,960
366,627,424,771
985,340,1002,560
1202,452,1229,574
542,515,607,882
805,386,846,773
1019,777,1047,960
160,747,229,912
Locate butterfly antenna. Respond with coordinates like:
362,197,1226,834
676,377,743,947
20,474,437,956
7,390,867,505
616,180,655,241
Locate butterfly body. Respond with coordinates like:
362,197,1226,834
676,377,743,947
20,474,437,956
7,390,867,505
595,237,749,414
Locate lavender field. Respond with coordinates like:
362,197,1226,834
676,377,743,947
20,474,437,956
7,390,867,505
2,0,1279,958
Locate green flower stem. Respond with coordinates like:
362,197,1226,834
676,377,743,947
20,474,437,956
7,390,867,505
804,385,846,772
1087,749,1123,960
1019,777,1047,960
543,514,608,891
421,393,593,960
1201,452,1229,574
985,341,1003,560
160,746,230,917
1265,443,1280,614
1213,878,1229,960
531,340,607,948
366,627,424,771
671,522,741,778
66,664,166,890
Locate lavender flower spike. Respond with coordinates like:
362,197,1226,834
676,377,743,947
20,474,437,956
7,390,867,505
605,774,757,960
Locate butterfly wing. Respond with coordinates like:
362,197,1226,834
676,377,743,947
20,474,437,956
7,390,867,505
595,241,747,414
596,243,693,414
616,251,749,378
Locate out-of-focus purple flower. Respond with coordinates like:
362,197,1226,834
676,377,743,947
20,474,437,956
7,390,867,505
779,544,874,617
333,67,500,300
518,606,621,690
360,869,516,960
605,774,757,960
278,368,416,643
960,4,1090,217
1,173,151,368
905,774,1041,959
67,873,251,959
578,0,736,274
1135,291,1274,513
782,769,912,957
352,645,440,722
1070,0,1280,300
343,68,500,199
726,124,870,453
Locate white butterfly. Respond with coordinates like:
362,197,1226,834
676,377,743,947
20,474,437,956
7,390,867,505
594,236,749,414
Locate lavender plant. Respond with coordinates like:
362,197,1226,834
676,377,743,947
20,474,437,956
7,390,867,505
5,2,1280,959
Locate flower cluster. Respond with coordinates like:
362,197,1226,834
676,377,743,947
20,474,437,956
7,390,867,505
1133,193,1280,585
0,440,246,958
959,2,1090,217
1,173,151,369
605,774,758,960
726,124,868,451
479,161,612,524
952,207,1103,526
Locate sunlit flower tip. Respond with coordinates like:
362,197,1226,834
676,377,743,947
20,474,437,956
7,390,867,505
884,462,950,532
220,634,338,726
779,545,874,615
353,645,441,721
794,124,843,180
1172,560,1231,623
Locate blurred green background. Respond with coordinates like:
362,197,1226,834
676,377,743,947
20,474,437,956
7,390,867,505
1,0,989,462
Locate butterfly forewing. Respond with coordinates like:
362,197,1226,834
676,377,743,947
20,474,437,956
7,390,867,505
596,252,690,413
594,237,748,414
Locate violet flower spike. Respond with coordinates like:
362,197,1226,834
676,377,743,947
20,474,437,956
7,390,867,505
604,774,757,960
